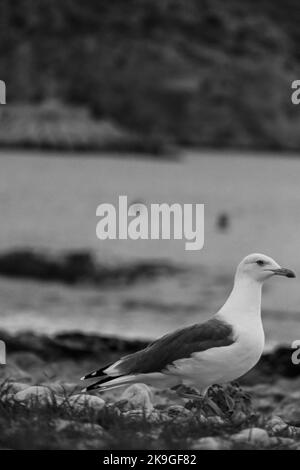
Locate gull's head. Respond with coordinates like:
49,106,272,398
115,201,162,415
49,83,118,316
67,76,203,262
235,253,296,283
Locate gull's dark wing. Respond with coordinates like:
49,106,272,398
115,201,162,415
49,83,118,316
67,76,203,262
81,317,234,386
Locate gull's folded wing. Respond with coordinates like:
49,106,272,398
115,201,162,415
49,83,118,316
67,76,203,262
81,317,234,389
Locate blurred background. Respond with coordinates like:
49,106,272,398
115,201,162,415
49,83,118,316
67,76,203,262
0,0,300,350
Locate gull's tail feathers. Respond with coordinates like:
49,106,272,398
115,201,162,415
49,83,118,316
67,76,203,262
80,362,114,381
82,374,136,393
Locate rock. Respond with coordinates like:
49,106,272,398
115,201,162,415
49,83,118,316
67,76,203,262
190,437,231,450
1,382,29,395
0,392,16,404
67,394,105,413
206,416,225,426
42,382,81,396
268,437,296,448
286,426,300,437
14,386,57,406
119,384,154,415
275,403,300,426
0,382,30,405
231,411,247,425
54,418,104,437
231,428,270,446
266,416,288,434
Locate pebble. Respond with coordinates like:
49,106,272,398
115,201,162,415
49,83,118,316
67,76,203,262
41,382,81,396
276,403,300,426
190,437,231,450
67,394,105,413
54,418,104,437
14,386,57,406
206,416,225,426
268,437,296,448
119,384,154,415
1,382,29,395
231,428,270,446
266,416,288,434
231,411,247,425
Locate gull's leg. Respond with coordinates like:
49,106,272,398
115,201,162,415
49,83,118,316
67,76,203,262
174,385,225,416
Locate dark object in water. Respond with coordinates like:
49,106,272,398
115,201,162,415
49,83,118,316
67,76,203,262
217,213,229,231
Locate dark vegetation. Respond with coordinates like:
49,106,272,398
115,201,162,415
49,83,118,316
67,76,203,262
0,382,258,450
1,331,300,449
1,0,300,151
0,250,183,286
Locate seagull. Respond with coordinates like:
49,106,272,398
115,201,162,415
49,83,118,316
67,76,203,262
81,254,295,395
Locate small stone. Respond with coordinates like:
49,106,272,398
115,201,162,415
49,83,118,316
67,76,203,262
67,394,105,413
268,437,296,448
54,418,104,437
231,411,247,425
190,437,231,450
276,403,300,426
206,416,225,426
119,384,154,415
231,428,270,446
0,393,16,404
54,419,75,432
266,416,288,434
42,382,81,396
1,382,29,395
0,382,29,403
14,386,57,406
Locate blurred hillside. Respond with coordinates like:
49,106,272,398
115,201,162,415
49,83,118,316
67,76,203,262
1,0,300,151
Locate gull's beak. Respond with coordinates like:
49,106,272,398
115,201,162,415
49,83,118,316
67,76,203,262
270,267,296,278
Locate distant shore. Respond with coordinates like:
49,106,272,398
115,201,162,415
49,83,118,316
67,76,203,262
2,104,300,156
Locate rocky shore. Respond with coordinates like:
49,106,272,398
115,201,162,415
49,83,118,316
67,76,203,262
1,330,300,450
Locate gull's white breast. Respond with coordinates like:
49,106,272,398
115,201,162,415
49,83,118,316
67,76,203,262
167,319,265,389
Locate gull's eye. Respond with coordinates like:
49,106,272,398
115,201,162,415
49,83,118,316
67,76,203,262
256,260,265,266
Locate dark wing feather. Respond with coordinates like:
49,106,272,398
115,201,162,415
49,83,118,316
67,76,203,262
110,317,234,375
81,361,114,381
